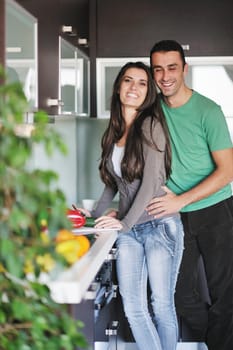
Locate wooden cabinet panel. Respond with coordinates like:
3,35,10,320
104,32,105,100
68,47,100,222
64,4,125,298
95,0,233,57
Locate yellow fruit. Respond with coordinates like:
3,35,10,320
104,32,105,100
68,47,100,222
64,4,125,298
56,239,82,264
55,235,91,264
56,229,74,243
55,228,91,264
74,235,90,257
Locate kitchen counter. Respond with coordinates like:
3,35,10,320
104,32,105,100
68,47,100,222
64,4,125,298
48,229,118,304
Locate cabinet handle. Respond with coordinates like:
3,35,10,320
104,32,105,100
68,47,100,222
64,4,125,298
46,98,64,107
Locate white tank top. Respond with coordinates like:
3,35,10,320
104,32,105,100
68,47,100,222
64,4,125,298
112,144,125,177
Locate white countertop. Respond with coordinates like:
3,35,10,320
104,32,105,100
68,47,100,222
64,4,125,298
48,229,118,304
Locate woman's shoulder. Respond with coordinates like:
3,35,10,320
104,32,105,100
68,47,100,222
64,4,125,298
142,116,163,135
141,116,166,150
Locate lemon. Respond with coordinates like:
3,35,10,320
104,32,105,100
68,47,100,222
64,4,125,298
55,231,91,264
56,239,82,264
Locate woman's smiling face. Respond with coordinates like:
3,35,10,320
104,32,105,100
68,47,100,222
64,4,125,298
119,67,148,109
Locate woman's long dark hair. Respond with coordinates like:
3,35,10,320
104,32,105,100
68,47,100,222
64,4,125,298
99,61,171,187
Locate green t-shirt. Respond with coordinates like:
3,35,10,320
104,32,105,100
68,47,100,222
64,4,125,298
162,91,233,212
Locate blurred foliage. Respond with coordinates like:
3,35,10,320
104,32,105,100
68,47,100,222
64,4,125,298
0,66,88,349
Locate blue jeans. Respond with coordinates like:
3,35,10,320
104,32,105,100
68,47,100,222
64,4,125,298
116,216,184,350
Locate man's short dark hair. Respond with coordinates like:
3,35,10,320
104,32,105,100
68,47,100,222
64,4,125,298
150,40,186,68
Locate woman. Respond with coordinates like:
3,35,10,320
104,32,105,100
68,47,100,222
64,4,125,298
84,62,184,350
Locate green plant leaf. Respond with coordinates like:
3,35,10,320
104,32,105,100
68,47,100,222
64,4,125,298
0,66,88,349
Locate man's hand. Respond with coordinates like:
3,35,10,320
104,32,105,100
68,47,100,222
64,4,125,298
147,186,184,218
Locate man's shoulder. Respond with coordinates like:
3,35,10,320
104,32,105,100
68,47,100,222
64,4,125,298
192,90,221,110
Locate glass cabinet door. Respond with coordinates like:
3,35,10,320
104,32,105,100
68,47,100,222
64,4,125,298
59,37,90,116
5,0,38,110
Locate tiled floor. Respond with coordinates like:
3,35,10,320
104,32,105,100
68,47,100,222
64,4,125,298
95,342,208,350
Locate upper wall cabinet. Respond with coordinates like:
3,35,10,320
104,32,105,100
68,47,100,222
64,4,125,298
5,0,38,111
59,37,90,116
96,0,233,57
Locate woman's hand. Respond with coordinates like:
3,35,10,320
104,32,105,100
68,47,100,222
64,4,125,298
72,204,91,217
95,216,123,230
78,208,91,217
105,209,118,218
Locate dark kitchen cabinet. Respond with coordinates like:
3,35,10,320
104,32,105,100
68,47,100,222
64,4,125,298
94,0,233,57
69,248,135,350
89,0,233,115
12,0,89,114
94,256,135,346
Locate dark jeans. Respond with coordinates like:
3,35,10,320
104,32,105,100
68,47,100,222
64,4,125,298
175,196,233,350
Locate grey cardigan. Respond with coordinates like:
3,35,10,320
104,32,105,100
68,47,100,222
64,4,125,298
91,117,167,233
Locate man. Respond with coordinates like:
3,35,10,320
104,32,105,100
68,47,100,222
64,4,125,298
147,40,233,350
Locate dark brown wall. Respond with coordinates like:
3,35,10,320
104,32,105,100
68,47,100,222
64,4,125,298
95,0,233,57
